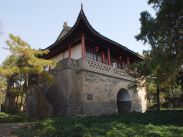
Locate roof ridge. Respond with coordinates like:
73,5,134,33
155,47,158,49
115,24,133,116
45,7,143,60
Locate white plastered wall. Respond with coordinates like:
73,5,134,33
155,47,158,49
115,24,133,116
71,43,81,59
51,43,81,61
52,50,68,61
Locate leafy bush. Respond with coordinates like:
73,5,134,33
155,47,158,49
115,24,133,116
16,111,183,137
0,112,26,123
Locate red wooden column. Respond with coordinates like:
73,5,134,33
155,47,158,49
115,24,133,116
127,57,130,65
81,33,85,60
68,45,71,59
122,60,125,69
102,51,105,63
107,48,111,65
127,57,130,70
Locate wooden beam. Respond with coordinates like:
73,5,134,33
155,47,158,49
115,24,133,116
107,48,111,65
81,33,85,60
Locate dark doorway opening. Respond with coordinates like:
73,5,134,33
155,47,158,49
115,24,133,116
117,88,131,113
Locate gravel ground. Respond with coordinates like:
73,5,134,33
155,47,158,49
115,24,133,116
0,123,26,137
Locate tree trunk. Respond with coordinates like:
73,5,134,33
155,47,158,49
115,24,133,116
157,85,160,111
148,98,151,108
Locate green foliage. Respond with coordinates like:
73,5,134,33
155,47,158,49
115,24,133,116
0,112,26,123
16,111,183,137
0,34,55,77
136,0,183,84
0,77,7,90
0,77,6,104
134,0,183,110
0,34,55,112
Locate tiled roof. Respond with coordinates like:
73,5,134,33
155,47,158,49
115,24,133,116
45,7,143,60
56,22,72,41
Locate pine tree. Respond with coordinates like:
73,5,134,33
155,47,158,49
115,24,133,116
0,34,55,111
135,0,183,110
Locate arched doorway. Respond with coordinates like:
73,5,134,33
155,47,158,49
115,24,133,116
117,88,131,113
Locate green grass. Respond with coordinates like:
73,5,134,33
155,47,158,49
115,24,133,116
0,112,26,123
161,107,183,110
16,111,183,137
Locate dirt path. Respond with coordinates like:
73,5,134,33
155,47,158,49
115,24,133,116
0,123,26,137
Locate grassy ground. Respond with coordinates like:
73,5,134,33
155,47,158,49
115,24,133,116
16,111,183,137
0,112,26,123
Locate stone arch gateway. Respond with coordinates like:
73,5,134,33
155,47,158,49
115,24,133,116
117,89,131,113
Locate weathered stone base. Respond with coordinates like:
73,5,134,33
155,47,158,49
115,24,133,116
79,70,147,115
26,84,52,120
26,58,147,119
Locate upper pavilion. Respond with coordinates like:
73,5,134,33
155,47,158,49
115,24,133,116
44,6,143,70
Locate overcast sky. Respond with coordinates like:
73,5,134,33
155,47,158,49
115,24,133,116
0,0,154,64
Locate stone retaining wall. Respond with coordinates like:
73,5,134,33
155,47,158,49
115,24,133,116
27,58,147,118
